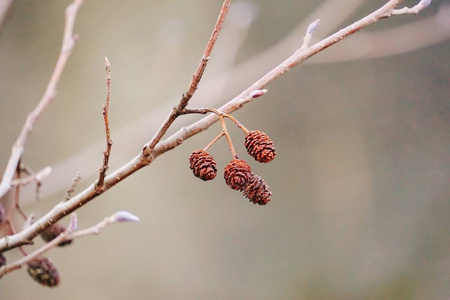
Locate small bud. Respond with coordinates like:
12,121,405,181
189,150,217,181
67,213,78,232
307,19,321,35
110,211,140,223
243,174,272,205
249,89,267,99
224,159,252,191
0,252,6,267
27,257,60,287
244,130,276,163
40,223,72,247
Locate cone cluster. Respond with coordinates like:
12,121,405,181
189,150,217,181
27,257,60,287
188,116,276,206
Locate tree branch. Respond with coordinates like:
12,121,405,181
0,0,83,200
143,0,231,155
0,0,431,253
0,211,139,278
96,57,113,191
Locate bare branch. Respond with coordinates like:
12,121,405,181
143,0,231,154
10,167,52,188
96,57,113,191
0,0,84,200
0,211,139,278
391,0,432,15
0,0,431,253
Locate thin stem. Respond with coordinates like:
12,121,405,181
65,171,81,201
219,116,237,158
203,132,225,152
0,212,138,278
96,57,113,191
222,114,249,134
0,0,83,200
143,0,231,155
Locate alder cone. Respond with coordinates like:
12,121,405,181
224,159,252,191
243,174,272,205
244,130,276,163
40,223,72,247
27,257,60,287
189,150,217,181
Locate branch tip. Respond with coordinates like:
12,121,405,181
307,19,321,35
110,211,140,223
68,213,78,232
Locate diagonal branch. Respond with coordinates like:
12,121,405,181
0,0,431,253
0,0,84,200
143,0,231,155
96,57,113,191
0,211,139,278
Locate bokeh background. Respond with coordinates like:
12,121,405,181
0,0,449,299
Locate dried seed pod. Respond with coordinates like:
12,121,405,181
189,150,217,181
40,223,72,247
243,174,272,205
224,159,252,191
27,257,60,287
0,252,6,267
244,130,276,163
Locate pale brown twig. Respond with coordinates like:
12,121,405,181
0,0,430,253
96,57,113,191
10,167,52,188
143,0,231,155
0,0,83,200
65,171,81,201
203,132,225,152
0,211,139,278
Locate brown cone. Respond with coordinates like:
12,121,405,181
189,150,217,181
40,223,72,247
244,130,276,163
224,159,252,191
243,174,272,205
27,257,60,287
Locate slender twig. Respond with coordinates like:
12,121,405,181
10,166,52,188
0,0,83,200
0,211,139,278
96,57,113,191
143,0,231,155
300,19,321,51
219,116,237,158
65,171,81,201
391,0,431,15
0,0,431,253
203,132,225,152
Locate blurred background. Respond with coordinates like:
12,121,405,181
0,0,449,299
